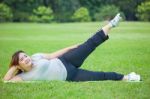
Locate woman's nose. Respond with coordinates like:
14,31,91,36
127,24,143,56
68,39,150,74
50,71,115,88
24,58,29,63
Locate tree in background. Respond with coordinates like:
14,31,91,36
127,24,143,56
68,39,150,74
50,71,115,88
0,0,148,22
29,6,54,23
79,0,145,21
0,3,13,22
113,0,145,21
47,0,80,22
3,0,39,22
71,7,91,22
94,5,125,21
136,1,150,21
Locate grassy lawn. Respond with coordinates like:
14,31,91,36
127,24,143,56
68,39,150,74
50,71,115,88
0,22,150,99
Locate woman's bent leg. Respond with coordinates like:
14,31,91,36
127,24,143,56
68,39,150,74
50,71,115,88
72,69,124,81
61,30,109,68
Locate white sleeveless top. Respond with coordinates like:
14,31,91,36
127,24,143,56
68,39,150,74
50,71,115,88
18,53,67,81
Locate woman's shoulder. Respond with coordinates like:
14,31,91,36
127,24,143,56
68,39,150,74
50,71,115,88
31,53,44,60
32,53,44,57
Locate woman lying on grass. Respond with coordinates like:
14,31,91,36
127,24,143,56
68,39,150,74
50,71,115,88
3,13,141,82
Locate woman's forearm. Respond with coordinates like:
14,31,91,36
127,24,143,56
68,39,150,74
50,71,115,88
3,66,18,81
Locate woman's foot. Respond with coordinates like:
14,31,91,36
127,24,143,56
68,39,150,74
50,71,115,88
123,72,141,81
109,13,122,27
101,13,122,35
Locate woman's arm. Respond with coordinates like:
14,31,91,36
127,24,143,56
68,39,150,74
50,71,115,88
9,76,23,82
3,66,18,81
3,66,23,82
3,76,23,83
43,44,80,60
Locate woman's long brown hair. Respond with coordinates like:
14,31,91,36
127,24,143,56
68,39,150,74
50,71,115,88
9,50,24,74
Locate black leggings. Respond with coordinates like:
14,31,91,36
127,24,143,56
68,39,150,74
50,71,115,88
59,30,124,81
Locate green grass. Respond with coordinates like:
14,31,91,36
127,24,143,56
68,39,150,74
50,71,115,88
0,22,150,99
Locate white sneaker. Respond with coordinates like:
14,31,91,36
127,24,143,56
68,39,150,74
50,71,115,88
128,72,141,81
109,13,122,27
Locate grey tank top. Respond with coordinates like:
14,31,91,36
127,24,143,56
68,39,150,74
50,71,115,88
18,53,67,81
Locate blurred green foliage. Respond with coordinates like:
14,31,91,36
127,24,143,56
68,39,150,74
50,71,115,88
71,7,91,22
137,1,150,21
94,5,119,21
0,0,148,22
0,3,13,22
29,6,54,23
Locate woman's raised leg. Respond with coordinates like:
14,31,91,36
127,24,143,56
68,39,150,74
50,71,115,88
61,30,108,68
60,13,121,68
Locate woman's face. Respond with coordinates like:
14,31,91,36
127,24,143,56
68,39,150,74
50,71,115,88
18,52,32,72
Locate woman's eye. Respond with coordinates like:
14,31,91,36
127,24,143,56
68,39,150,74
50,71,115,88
20,58,23,61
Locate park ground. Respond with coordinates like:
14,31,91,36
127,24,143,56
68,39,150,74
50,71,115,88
0,22,150,99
